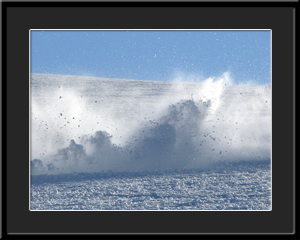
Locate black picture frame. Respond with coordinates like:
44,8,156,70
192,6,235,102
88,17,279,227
1,1,298,238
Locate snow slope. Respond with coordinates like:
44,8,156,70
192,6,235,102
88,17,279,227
30,74,271,174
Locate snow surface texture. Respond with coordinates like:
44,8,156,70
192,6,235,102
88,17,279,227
30,73,271,210
31,73,271,174
31,161,271,210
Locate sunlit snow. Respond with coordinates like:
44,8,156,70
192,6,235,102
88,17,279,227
30,73,271,210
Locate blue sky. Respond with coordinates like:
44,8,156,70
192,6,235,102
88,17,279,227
31,30,271,85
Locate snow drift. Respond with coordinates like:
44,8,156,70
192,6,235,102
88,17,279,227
30,73,271,175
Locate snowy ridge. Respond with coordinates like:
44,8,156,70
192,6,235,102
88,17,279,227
31,73,271,175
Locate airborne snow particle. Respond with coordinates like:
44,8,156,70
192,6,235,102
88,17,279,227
31,74,271,183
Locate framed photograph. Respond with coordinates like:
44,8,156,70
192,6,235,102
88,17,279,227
2,2,297,238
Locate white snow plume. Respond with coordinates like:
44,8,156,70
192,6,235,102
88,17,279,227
124,99,211,171
30,74,271,175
